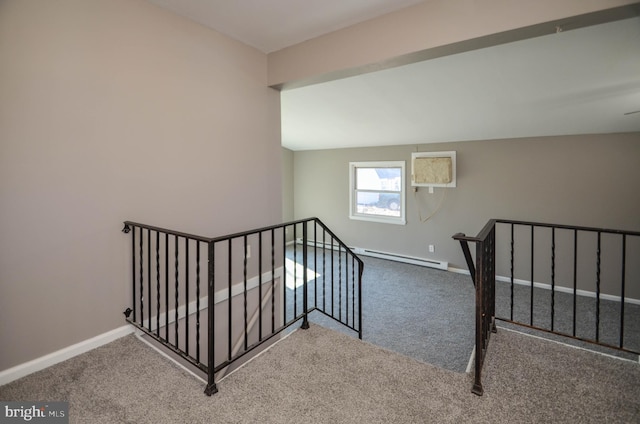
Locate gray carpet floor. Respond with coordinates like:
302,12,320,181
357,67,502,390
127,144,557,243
495,279,640,360
1,324,639,423
3,256,638,423
287,255,476,373
293,254,638,369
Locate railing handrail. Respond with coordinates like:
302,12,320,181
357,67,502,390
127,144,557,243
495,218,640,237
455,219,640,243
313,219,365,270
123,220,213,242
124,218,362,258
453,219,497,244
208,217,317,243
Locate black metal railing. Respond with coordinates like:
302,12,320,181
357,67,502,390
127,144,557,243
122,218,363,396
454,219,640,395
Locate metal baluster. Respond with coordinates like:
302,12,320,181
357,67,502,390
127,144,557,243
185,238,189,357
293,225,297,317
596,232,601,342
131,226,137,323
530,225,534,326
322,228,326,311
165,233,169,340
282,226,287,325
140,227,144,327
175,236,179,348
156,231,160,336
339,241,342,322
228,240,232,361
331,236,335,316
620,234,626,349
301,222,309,329
510,223,514,321
258,232,263,342
573,229,578,337
314,222,318,309
351,255,355,328
493,227,497,332
346,246,349,325
358,261,363,340
243,235,248,350
484,242,490,347
551,227,555,332
271,228,275,334
148,228,151,331
196,242,201,363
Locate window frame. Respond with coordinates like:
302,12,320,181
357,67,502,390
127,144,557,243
349,161,406,225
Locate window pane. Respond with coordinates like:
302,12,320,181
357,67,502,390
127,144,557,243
356,168,401,191
356,191,401,217
349,161,405,225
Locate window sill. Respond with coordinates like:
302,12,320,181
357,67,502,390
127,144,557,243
349,214,406,226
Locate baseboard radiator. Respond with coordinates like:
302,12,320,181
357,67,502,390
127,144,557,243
351,247,448,271
296,238,448,271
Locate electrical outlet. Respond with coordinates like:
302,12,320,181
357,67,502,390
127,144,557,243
428,244,435,253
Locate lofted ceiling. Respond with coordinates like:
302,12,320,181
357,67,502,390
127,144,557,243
146,0,424,53
145,1,640,151
282,16,640,150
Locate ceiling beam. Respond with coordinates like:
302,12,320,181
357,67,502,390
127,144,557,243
269,0,640,90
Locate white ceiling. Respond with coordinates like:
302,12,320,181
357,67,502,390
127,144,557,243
282,17,640,150
145,1,640,151
147,0,424,53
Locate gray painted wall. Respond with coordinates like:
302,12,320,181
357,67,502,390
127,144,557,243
0,0,281,371
292,134,640,296
282,148,295,222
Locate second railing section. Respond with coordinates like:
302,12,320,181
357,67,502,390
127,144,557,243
455,219,640,396
122,218,363,395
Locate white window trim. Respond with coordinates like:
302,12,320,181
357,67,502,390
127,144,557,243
349,161,406,225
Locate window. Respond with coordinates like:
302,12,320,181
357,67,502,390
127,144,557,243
349,161,406,225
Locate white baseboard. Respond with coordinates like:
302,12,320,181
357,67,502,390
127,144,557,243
139,267,284,332
448,266,640,305
498,326,640,364
465,345,476,374
0,268,287,386
0,325,135,386
135,332,207,384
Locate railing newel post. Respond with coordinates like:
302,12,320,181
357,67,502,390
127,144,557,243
301,220,310,330
453,221,496,396
205,240,218,396
471,238,485,396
